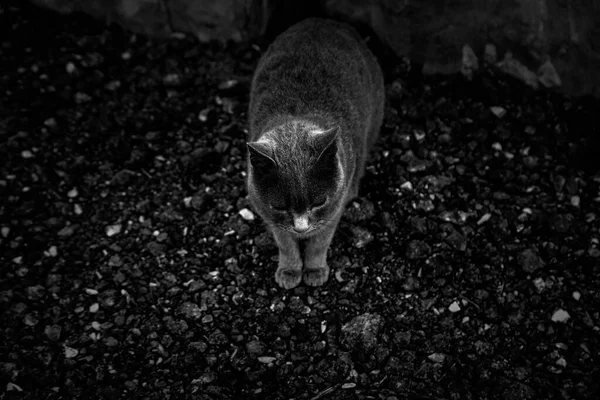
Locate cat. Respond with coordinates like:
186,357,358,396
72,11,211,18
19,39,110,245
246,17,384,289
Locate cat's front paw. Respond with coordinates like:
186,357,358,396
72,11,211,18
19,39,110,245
303,264,330,287
275,263,302,290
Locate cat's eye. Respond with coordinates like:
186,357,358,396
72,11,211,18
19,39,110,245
311,197,327,209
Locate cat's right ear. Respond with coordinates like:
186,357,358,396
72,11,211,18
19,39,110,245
247,141,276,172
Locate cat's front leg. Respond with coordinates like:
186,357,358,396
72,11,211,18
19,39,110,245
272,229,303,289
303,214,340,287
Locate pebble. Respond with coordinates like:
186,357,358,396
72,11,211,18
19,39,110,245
551,309,570,323
44,325,61,341
1,226,9,237
518,248,545,273
555,357,567,368
65,62,76,74
490,106,506,118
246,340,266,355
532,277,546,292
448,301,461,313
21,150,34,159
352,226,373,248
340,313,383,354
238,208,255,221
428,353,446,363
572,291,581,301
64,346,79,358
46,246,58,257
178,302,203,319
477,213,491,225
44,118,57,128
405,240,431,259
257,356,276,364
105,224,122,237
571,195,580,207
342,383,357,389
89,303,99,313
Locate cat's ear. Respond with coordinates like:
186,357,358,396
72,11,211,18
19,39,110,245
313,126,340,162
247,141,276,172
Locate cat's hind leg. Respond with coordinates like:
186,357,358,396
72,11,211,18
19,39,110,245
273,230,303,289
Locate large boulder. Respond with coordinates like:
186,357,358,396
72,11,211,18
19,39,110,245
31,0,600,98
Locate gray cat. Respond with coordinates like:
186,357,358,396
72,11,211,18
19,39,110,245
247,18,384,289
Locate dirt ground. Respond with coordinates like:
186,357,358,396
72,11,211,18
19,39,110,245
1,2,600,399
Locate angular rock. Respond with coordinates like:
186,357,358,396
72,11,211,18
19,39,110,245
340,313,383,354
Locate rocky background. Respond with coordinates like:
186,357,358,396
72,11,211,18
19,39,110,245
2,0,600,399
29,0,600,99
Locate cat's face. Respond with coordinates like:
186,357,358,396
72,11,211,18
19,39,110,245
247,126,344,237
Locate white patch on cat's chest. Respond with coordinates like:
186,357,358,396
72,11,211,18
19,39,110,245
292,214,310,232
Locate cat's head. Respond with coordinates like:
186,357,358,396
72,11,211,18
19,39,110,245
247,123,345,236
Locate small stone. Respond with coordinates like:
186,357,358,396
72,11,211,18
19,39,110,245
21,150,34,159
121,51,131,60
571,196,580,207
105,224,122,237
85,288,98,295
44,325,61,341
490,106,506,118
65,62,77,74
572,291,581,301
108,255,122,267
218,79,238,90
246,340,266,355
178,302,203,319
537,60,561,88
163,73,181,86
555,357,567,368
400,181,413,190
448,301,461,313
58,225,75,237
342,383,356,389
405,240,431,259
104,337,119,347
533,277,546,292
340,313,383,354
477,213,491,225
110,169,136,186
238,208,255,221
257,356,276,364
6,383,23,392
428,353,446,363
64,346,79,359
89,303,99,313
352,227,373,248
484,43,497,64
551,309,570,323
24,314,38,326
1,226,9,237
518,248,545,273
46,246,58,257
461,44,478,79
74,92,91,103
74,204,83,215
44,118,57,128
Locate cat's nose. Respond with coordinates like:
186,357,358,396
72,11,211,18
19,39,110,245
293,214,310,233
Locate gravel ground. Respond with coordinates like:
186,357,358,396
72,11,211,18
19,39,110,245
1,2,600,400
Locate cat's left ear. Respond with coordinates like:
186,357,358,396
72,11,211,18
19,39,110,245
313,126,340,161
247,141,276,172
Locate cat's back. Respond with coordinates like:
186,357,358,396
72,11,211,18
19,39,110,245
249,18,383,138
